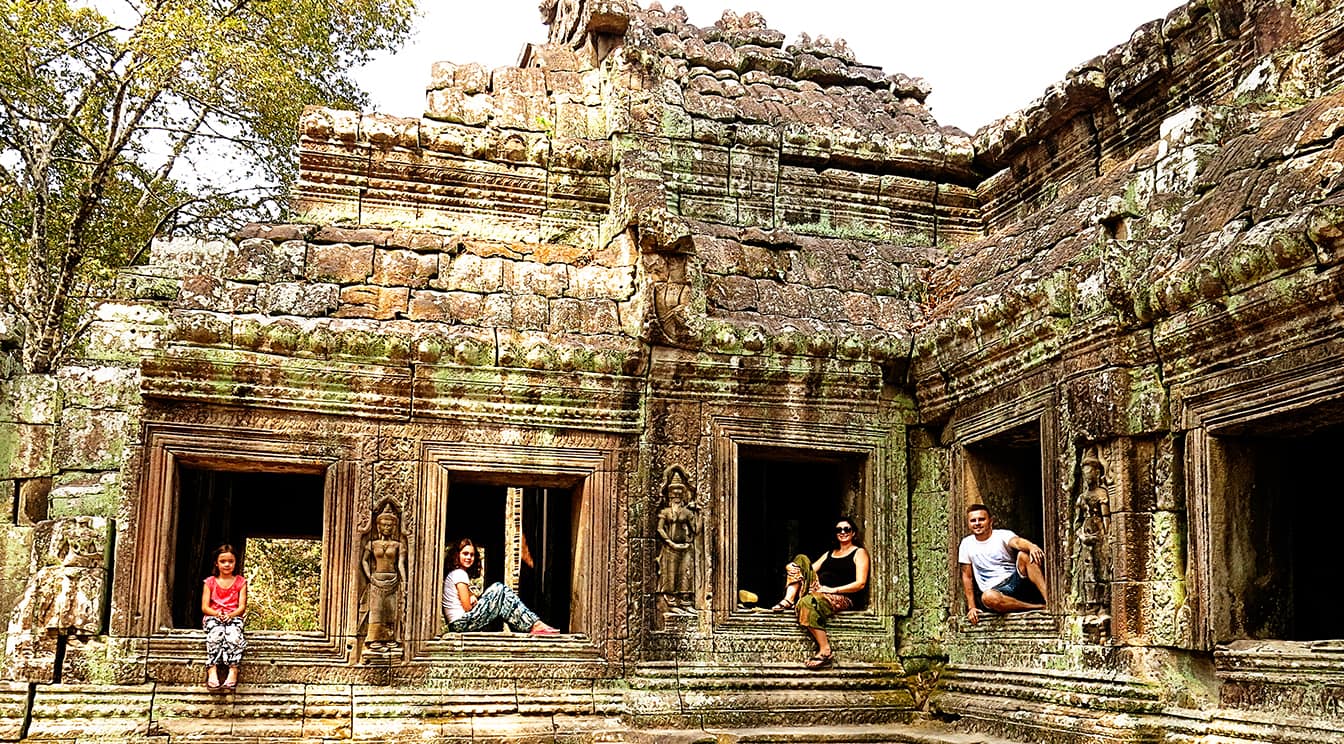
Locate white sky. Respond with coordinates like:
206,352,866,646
355,0,1184,133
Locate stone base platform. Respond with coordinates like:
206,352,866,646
0,664,934,744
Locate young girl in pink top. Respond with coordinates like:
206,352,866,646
201,544,248,691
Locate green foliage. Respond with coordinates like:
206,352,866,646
245,537,321,632
0,0,417,373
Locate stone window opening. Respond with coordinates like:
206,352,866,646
170,467,325,630
961,422,1046,550
445,482,575,633
734,448,866,612
953,415,1061,622
711,416,896,627
125,422,359,671
413,439,623,659
1206,415,1344,643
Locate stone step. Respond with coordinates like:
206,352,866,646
626,721,1029,743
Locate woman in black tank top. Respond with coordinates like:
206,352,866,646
773,516,869,670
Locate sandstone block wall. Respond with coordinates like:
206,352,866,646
3,1,1344,742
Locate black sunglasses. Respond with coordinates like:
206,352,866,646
835,526,854,534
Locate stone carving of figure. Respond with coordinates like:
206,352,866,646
1071,447,1112,615
3,517,111,680
655,466,698,599
360,503,408,648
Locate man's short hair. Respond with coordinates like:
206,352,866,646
966,503,991,516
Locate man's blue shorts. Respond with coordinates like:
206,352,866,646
975,570,1044,609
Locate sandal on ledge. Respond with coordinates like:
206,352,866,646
770,599,795,611
804,652,834,670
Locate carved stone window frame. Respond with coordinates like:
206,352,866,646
410,439,623,661
120,423,360,663
712,416,904,626
1181,355,1344,653
946,392,1063,632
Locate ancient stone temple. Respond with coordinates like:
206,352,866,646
2,0,1343,741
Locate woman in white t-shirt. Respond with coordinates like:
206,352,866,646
440,537,560,634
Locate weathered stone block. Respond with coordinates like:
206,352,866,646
425,87,491,126
0,374,58,424
756,281,812,318
549,298,621,336
567,264,635,300
336,285,411,320
437,254,506,293
373,249,439,287
706,275,760,312
48,471,120,519
307,243,375,284
149,236,236,277
510,261,570,298
225,237,301,283
54,408,128,471
0,423,54,479
362,112,419,148
55,366,138,410
176,272,223,310
260,282,341,317
314,226,393,246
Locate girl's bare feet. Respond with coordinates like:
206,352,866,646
223,666,238,690
206,665,221,690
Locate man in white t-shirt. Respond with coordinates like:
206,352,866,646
957,503,1048,625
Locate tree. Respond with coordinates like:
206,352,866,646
0,0,417,374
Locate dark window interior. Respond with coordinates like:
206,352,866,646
736,449,862,606
1214,419,1343,642
447,483,574,631
172,467,324,629
964,422,1044,546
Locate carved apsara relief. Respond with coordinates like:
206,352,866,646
1071,446,1112,638
654,465,702,614
359,500,408,654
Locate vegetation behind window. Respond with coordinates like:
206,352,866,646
245,538,322,632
